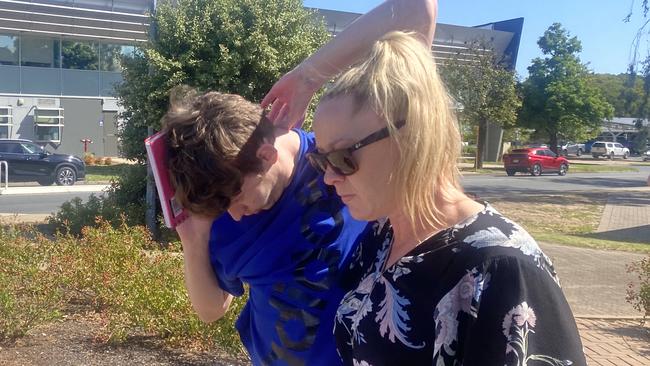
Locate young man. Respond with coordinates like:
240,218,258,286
163,91,369,366
164,1,438,364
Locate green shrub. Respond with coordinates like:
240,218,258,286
0,221,246,355
48,164,149,236
627,256,650,323
0,223,64,341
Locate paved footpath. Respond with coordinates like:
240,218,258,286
596,190,650,243
541,243,649,365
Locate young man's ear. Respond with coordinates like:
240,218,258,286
256,142,278,170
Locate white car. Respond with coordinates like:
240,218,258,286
559,142,585,156
644,150,650,161
591,141,630,159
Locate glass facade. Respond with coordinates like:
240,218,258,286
0,35,18,66
62,40,99,70
21,36,60,68
0,32,139,97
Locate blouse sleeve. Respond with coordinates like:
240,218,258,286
456,255,586,366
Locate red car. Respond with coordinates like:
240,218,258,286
502,148,569,176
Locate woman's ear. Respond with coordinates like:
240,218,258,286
256,143,279,170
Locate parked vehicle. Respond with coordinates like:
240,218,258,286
644,149,650,162
558,141,585,156
590,141,630,159
502,148,569,176
0,139,85,185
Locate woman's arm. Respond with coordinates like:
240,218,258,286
177,214,233,323
262,0,438,128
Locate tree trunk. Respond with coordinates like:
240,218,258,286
549,132,559,155
475,118,487,170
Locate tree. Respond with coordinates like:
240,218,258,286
440,40,520,169
590,73,650,117
632,119,650,152
115,0,330,161
519,23,613,153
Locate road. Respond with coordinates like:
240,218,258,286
0,191,102,215
462,164,650,198
1,165,649,215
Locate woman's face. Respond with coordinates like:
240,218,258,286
313,95,400,221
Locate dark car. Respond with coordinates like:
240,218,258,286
502,147,569,176
0,139,85,186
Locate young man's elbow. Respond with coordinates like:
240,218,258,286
194,305,227,324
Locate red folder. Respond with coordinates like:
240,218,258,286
144,132,189,228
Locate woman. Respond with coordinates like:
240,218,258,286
271,32,586,365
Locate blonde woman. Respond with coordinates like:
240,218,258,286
269,32,586,365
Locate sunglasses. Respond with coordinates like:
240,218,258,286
307,120,406,176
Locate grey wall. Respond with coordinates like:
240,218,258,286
60,98,104,157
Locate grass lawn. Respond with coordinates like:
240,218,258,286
489,193,650,254
85,164,129,183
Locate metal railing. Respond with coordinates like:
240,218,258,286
0,161,7,193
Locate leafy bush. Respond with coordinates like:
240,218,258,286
104,157,113,165
94,156,104,165
0,221,247,354
0,223,64,341
49,164,149,236
627,256,650,323
83,153,95,166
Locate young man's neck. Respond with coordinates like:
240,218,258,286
266,129,302,207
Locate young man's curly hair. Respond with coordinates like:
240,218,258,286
161,89,275,216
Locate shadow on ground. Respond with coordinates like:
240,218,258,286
584,225,650,244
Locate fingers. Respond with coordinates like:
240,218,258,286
267,99,285,123
261,89,275,109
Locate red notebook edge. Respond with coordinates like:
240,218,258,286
144,132,188,229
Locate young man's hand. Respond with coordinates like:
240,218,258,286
176,213,214,248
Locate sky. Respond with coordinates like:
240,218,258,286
303,0,648,79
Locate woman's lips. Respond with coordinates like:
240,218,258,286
339,194,354,203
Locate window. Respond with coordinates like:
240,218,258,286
34,107,64,143
21,36,60,68
545,150,557,158
0,106,12,139
100,43,135,72
0,34,19,66
0,142,21,154
615,143,624,148
62,40,98,70
535,150,545,156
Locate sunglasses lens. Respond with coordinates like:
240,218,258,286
327,151,357,175
307,153,328,173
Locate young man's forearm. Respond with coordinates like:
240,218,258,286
182,240,233,323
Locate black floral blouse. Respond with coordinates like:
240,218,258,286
334,203,586,366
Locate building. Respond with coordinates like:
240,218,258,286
1,2,523,160
0,0,150,157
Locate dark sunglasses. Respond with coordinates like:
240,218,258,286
307,120,406,176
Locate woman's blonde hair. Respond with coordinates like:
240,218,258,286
321,31,462,230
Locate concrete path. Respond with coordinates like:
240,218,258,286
540,242,649,365
596,191,650,243
0,184,109,195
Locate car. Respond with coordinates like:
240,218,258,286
502,147,569,176
644,149,650,162
0,139,85,186
590,141,630,159
558,141,585,157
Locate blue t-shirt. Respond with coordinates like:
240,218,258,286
209,130,369,366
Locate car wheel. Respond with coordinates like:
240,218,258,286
623,152,629,159
609,152,615,160
530,163,542,176
558,163,568,176
37,178,54,186
576,149,582,157
506,169,516,176
55,166,76,186
592,155,599,159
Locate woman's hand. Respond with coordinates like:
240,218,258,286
262,64,323,130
